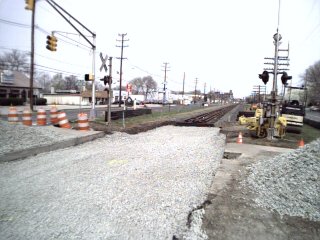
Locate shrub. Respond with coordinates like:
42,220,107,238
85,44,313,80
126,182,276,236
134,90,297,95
0,98,24,106
34,98,47,105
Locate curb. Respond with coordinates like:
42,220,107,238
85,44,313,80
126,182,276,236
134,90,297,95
0,131,105,162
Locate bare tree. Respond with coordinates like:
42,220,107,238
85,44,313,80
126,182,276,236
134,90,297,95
36,72,52,93
302,60,320,105
129,76,157,100
0,50,29,72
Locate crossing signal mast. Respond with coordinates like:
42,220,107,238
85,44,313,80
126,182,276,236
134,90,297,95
256,0,293,139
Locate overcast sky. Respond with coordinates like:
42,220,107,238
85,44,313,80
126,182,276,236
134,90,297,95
0,0,319,98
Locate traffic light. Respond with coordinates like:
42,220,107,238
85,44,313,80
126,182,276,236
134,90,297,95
46,35,57,51
85,74,94,81
100,76,111,85
25,0,34,10
281,72,292,85
259,71,269,85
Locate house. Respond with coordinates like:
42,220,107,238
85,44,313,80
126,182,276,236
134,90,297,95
43,89,110,105
0,70,41,102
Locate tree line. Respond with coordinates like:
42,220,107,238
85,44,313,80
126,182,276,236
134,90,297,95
0,50,319,104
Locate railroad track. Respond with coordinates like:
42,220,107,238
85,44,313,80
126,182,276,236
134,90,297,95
176,104,238,127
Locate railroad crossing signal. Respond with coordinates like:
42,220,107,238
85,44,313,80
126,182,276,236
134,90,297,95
99,52,108,72
46,35,58,51
281,72,292,85
259,71,269,85
100,76,111,85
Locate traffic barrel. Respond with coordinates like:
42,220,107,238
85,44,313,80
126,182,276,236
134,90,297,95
37,109,47,126
8,106,19,123
50,106,59,125
77,113,89,131
237,132,243,144
57,111,71,129
22,108,32,126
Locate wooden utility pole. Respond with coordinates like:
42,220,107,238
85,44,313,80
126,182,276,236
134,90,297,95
116,33,129,107
194,78,198,103
182,72,185,98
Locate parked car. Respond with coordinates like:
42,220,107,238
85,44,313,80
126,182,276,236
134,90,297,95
310,106,320,111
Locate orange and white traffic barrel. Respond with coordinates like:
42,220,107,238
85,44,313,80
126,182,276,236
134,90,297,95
37,109,47,126
50,106,59,125
77,113,89,131
57,111,71,129
22,108,32,126
8,106,19,123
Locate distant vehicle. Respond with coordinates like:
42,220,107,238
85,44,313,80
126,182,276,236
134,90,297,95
112,100,124,105
310,106,320,111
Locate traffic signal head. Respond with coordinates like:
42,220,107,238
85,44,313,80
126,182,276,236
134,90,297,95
259,71,269,85
46,35,57,51
100,76,112,85
85,74,94,81
281,72,292,85
25,0,34,10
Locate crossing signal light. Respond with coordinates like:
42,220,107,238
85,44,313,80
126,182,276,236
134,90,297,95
25,0,34,10
259,71,269,85
46,35,57,51
281,72,292,85
85,74,94,81
101,76,111,85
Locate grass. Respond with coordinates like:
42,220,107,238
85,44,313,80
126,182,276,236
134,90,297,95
285,124,320,144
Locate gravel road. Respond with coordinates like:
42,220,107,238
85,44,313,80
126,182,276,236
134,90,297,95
0,125,225,239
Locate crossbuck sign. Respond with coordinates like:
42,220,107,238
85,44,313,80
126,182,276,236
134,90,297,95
99,52,108,72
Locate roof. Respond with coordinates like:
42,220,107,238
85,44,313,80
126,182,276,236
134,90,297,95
0,70,41,89
81,90,109,98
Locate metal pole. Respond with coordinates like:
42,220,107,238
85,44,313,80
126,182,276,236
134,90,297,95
29,0,36,111
90,36,96,119
107,57,112,127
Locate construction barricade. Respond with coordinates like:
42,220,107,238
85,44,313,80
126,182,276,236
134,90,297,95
50,106,59,125
57,111,71,129
8,106,19,123
37,109,47,126
22,108,32,126
77,113,89,131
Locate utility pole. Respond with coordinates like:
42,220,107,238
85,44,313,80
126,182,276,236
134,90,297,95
116,33,129,107
162,62,170,104
29,0,36,111
194,78,198,103
182,72,185,99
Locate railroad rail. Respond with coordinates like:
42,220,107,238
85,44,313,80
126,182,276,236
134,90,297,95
176,104,238,127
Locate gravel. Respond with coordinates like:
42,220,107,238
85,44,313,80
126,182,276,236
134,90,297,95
0,125,225,239
245,138,320,221
0,121,83,156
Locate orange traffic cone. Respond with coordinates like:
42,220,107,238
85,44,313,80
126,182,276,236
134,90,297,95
298,138,305,148
237,132,243,144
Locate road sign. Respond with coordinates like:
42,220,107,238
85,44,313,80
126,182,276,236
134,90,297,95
126,83,132,93
100,52,108,72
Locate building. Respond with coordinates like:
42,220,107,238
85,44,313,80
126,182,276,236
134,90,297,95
43,89,110,105
0,70,41,102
